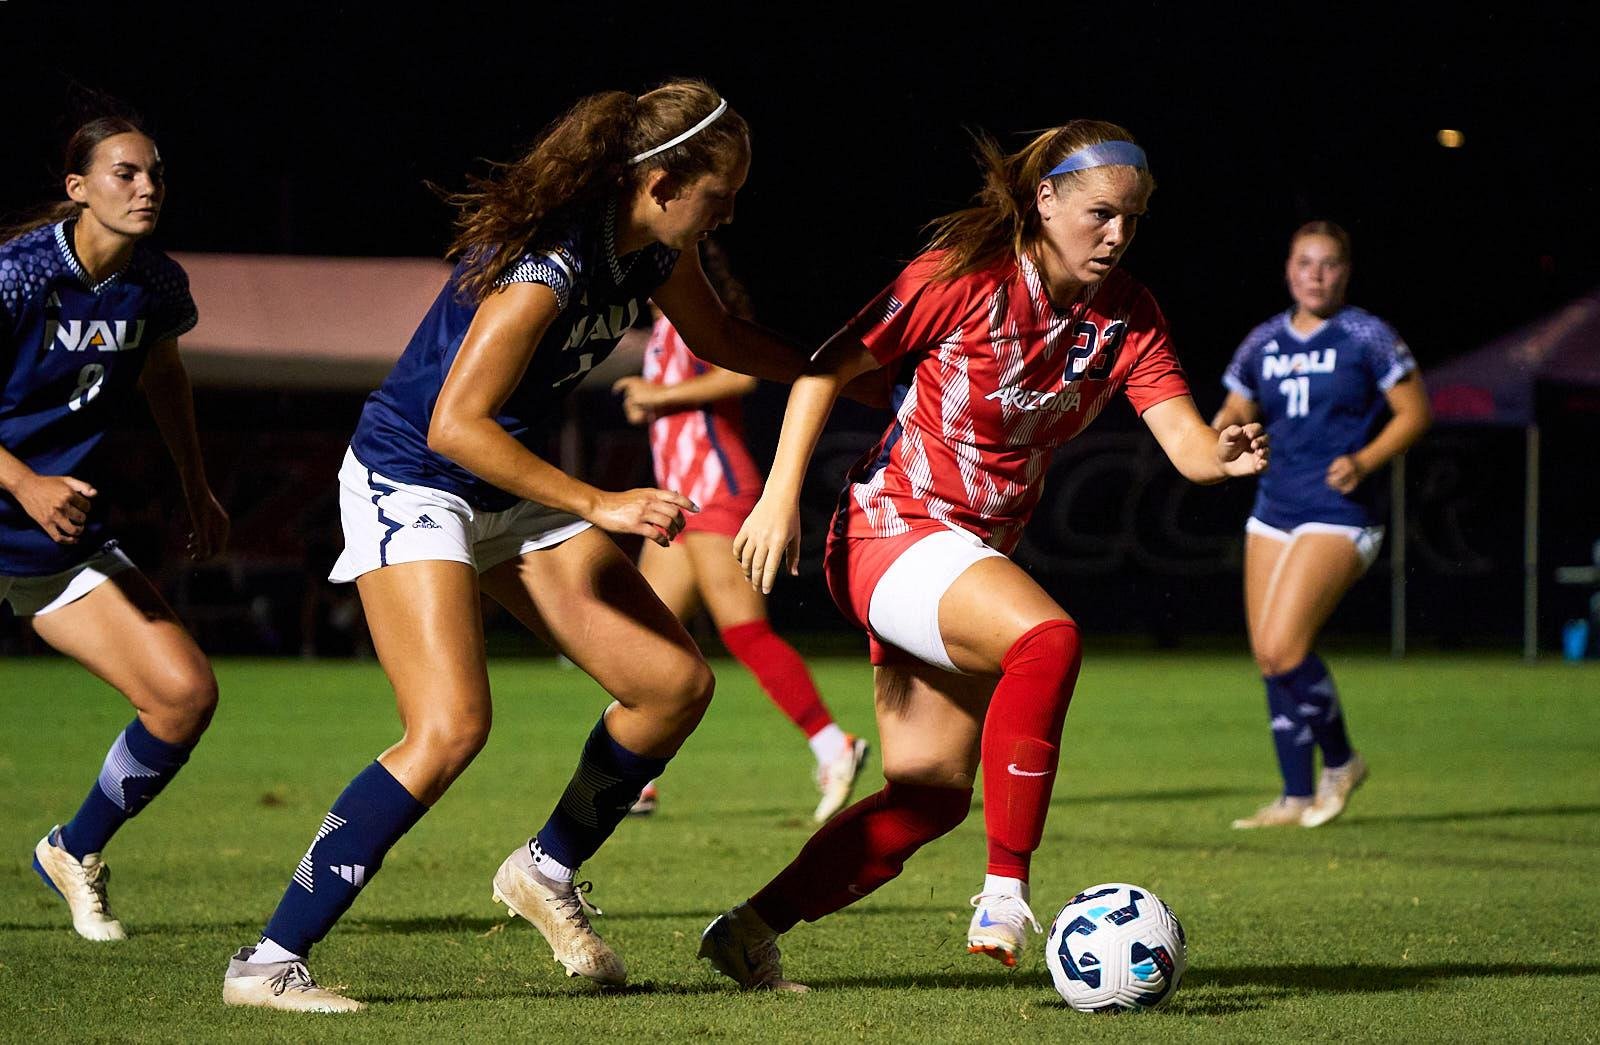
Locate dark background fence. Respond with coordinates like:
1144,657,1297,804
7,377,1594,657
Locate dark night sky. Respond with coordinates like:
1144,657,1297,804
4,3,1597,393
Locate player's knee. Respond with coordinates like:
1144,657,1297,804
409,714,492,776
1001,618,1083,689
1252,635,1309,677
140,663,218,742
663,657,715,725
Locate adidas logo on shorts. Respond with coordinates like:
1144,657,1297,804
412,515,442,529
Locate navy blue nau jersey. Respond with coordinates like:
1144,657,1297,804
351,202,679,511
0,221,197,575
1223,306,1415,529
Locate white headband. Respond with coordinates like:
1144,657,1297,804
629,99,729,164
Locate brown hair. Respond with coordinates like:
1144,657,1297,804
1289,220,1352,263
1,116,150,243
923,119,1154,280
442,79,749,303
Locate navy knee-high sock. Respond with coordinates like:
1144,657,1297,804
60,719,193,859
535,717,669,871
1285,653,1352,769
1263,671,1315,798
262,761,427,957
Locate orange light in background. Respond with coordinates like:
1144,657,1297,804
1436,129,1466,148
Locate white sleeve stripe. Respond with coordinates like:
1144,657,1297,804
1222,373,1255,400
1377,358,1416,391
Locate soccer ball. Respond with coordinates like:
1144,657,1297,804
1045,882,1187,1012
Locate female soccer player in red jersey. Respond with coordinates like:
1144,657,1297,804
2,116,228,942
224,81,839,1011
698,121,1269,989
1213,222,1430,830
613,247,868,824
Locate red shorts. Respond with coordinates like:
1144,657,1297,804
679,484,762,540
824,526,944,666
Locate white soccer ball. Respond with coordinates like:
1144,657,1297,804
1045,882,1187,1012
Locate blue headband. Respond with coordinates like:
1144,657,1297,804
1042,140,1148,180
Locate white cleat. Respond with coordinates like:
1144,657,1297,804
813,735,870,823
1301,752,1368,828
1231,795,1312,830
32,826,125,941
967,891,1042,968
698,903,809,992
222,946,365,1012
492,842,626,986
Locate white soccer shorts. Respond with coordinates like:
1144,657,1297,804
866,525,1006,672
0,541,136,617
1246,516,1386,572
329,448,592,583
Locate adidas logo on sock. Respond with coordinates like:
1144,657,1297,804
330,864,367,887
1270,714,1295,732
412,515,442,529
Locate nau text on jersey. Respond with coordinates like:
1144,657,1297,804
46,319,146,353
1262,348,1336,379
564,298,640,351
985,386,1083,413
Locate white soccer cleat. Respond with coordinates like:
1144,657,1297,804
698,903,809,992
813,735,870,823
628,780,660,816
221,946,365,1012
1231,795,1312,830
967,891,1042,968
32,826,125,941
1301,752,1368,828
492,842,626,986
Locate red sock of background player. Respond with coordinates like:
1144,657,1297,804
981,619,1083,891
720,620,848,763
748,781,971,932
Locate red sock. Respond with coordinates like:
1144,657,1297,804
749,782,971,932
720,619,834,737
982,619,1083,880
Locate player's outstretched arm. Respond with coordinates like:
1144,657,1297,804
1326,370,1431,494
653,249,890,409
428,282,696,547
613,364,757,420
1143,394,1269,484
733,330,880,594
139,337,230,559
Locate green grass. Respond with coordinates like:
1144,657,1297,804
2,653,1597,1042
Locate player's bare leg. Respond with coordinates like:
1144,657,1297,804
31,571,217,941
687,531,867,820
629,537,704,814
481,528,713,984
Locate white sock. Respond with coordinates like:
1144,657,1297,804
808,724,849,765
982,874,1028,901
530,839,575,883
252,937,302,964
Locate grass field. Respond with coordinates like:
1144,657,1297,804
2,653,1596,1042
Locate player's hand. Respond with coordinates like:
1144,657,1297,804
1217,423,1270,477
1325,453,1365,494
612,376,662,425
185,486,231,561
732,496,801,595
14,474,96,544
587,487,697,547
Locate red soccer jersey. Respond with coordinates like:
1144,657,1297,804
836,251,1190,554
644,315,763,510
